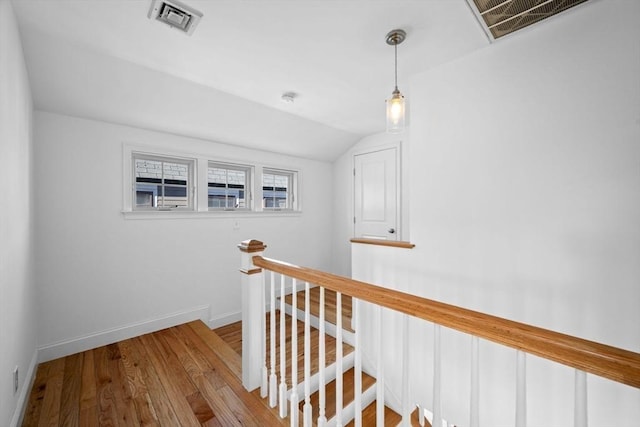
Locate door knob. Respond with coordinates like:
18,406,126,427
388,228,395,234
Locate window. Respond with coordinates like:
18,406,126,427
133,154,194,210
262,168,297,210
124,145,301,215
208,162,252,210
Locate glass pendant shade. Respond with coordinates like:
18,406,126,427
386,88,405,133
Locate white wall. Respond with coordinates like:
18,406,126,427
34,111,334,360
0,1,37,425
352,1,640,426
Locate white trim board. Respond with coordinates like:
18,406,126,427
37,305,210,363
10,350,39,427
209,310,242,329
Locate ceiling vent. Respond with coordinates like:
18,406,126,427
469,0,590,40
148,0,203,36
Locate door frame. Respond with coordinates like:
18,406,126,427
352,141,403,240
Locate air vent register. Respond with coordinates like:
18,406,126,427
148,0,202,36
470,0,590,40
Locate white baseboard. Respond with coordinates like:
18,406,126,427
10,349,39,427
208,310,242,329
37,305,210,363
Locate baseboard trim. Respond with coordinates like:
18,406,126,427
10,349,39,427
209,310,242,329
37,305,210,363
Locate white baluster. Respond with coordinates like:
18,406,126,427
470,336,479,427
376,306,385,426
354,298,362,427
318,287,327,427
303,282,312,426
261,270,268,398
401,314,410,426
290,278,299,426
336,291,343,427
515,350,526,427
269,271,277,408
279,274,288,418
417,404,425,427
574,370,588,427
432,324,442,427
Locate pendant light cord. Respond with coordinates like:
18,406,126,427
394,43,398,91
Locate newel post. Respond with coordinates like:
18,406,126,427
238,239,267,391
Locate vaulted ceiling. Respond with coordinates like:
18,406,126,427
11,0,592,161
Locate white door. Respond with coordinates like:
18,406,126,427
354,147,399,240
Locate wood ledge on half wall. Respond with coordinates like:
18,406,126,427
350,237,415,249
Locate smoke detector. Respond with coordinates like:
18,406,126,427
148,0,203,36
281,92,297,104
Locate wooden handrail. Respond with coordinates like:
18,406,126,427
253,255,640,389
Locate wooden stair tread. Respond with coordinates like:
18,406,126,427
190,319,242,379
214,313,353,389
345,402,400,427
345,406,430,427
266,312,353,385
283,287,354,332
212,321,243,356
214,317,425,427
300,367,376,423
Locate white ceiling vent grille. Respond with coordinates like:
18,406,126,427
148,0,203,36
470,0,590,40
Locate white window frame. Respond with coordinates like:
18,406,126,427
207,161,253,211
261,167,299,211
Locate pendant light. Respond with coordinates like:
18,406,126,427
385,29,407,133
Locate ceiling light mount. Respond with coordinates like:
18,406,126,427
385,29,406,47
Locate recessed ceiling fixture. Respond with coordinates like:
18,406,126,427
281,92,297,104
469,0,590,40
385,29,407,134
148,0,203,36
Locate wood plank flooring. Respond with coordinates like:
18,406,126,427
23,309,427,426
22,321,287,427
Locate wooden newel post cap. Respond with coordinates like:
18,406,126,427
238,239,267,253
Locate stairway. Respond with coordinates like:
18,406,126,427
216,287,429,426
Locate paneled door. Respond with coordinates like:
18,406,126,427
354,146,399,240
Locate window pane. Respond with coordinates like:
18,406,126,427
135,159,160,208
133,156,193,210
135,159,161,180
263,171,290,209
208,165,248,209
162,185,188,208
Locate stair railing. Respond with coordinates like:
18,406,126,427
239,240,640,427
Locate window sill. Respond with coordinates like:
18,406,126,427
122,210,302,220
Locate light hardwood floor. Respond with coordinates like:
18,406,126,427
23,306,426,426
21,320,287,426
